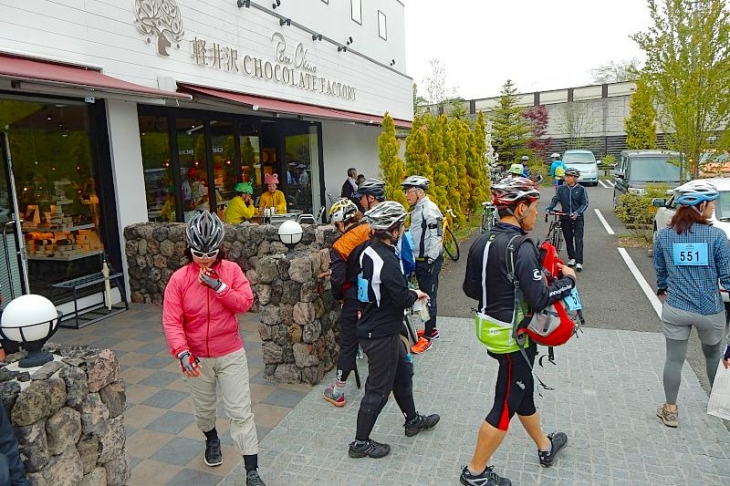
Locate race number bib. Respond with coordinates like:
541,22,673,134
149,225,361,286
563,287,583,311
672,243,708,266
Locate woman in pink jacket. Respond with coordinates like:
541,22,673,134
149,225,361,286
162,211,265,486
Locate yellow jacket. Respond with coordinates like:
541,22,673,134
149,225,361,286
259,190,287,214
224,196,256,224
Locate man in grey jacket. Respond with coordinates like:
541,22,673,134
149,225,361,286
402,176,443,354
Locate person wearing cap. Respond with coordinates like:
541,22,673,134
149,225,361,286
402,175,444,354
258,173,287,215
549,153,566,187
507,163,524,179
225,182,257,224
545,168,589,271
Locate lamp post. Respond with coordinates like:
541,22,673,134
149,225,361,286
277,220,303,252
0,294,62,368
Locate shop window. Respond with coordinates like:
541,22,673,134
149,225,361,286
210,120,235,220
239,128,261,195
0,99,104,299
139,115,174,221
176,118,209,222
351,0,362,24
378,11,387,40
284,128,317,215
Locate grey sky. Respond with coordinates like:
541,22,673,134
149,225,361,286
404,0,652,100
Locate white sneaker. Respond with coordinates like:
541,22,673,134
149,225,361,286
567,259,576,267
576,263,583,272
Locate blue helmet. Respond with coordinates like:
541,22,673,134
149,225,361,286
674,180,719,207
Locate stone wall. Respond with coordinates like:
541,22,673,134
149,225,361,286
0,345,129,486
124,222,342,385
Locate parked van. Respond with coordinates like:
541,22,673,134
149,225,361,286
563,149,599,186
613,150,682,208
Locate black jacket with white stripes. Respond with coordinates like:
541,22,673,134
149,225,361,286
357,238,418,339
462,223,575,324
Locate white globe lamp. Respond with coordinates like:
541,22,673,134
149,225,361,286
0,294,62,367
277,220,303,250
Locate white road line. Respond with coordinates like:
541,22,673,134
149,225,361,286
594,209,615,235
618,247,662,319
604,179,615,188
598,180,610,189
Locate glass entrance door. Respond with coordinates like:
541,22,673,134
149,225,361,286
0,133,28,307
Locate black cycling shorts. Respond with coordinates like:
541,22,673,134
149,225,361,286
486,344,537,431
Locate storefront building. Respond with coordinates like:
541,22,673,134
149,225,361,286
0,0,412,315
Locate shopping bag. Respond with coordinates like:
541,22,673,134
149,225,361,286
707,361,730,421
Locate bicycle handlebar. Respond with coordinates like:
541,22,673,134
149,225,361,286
544,211,567,223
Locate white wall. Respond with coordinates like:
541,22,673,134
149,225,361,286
0,0,412,121
105,100,147,294
321,122,382,201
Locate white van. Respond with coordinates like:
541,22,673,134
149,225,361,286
562,150,599,186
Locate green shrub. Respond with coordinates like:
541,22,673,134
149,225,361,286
614,184,669,241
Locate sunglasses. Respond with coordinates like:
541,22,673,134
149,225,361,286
191,249,219,259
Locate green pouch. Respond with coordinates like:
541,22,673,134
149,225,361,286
474,312,522,354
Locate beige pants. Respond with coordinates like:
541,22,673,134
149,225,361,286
184,348,259,455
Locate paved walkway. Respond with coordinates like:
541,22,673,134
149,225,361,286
221,317,730,486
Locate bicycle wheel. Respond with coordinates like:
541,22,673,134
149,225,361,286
552,226,564,252
443,226,460,261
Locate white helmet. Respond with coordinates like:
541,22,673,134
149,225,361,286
363,201,407,231
329,198,358,224
551,153,561,159
673,180,719,207
401,175,430,191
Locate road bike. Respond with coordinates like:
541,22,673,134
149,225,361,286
481,201,498,234
442,207,460,262
545,211,566,252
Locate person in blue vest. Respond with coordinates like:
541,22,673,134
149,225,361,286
549,153,566,187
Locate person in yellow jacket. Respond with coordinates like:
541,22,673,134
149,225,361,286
258,173,287,214
225,182,257,224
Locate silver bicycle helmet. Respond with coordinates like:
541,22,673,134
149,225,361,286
354,178,386,201
186,210,225,252
363,201,407,231
329,198,358,224
674,180,719,207
565,168,580,177
491,178,541,208
401,175,430,190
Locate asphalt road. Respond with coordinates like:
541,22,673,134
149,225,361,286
437,181,728,394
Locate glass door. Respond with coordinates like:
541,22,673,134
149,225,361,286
0,132,28,306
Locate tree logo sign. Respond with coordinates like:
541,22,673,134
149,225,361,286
134,0,185,57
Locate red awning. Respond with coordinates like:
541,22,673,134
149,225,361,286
0,53,191,100
178,83,411,129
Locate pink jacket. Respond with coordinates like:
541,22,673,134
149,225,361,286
162,260,254,358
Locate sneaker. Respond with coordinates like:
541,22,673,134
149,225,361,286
459,465,512,486
405,413,440,437
417,328,440,339
656,404,679,427
323,385,346,408
246,470,266,486
204,438,223,467
348,439,391,459
538,432,568,467
576,263,583,272
567,259,576,267
411,337,433,354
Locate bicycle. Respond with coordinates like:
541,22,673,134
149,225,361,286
544,211,566,252
481,201,498,234
442,208,460,262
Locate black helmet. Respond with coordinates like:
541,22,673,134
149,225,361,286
565,168,580,177
401,175,430,190
186,210,225,252
354,178,386,201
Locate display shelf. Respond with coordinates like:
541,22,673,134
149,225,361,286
22,223,95,233
27,249,103,262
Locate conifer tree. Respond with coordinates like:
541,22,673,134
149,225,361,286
624,80,657,149
441,116,463,225
466,113,491,213
405,116,429,177
491,79,532,166
378,113,408,206
449,118,469,224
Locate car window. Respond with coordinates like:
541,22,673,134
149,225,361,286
563,152,596,164
629,156,681,182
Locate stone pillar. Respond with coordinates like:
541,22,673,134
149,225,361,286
0,344,130,486
124,221,343,385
